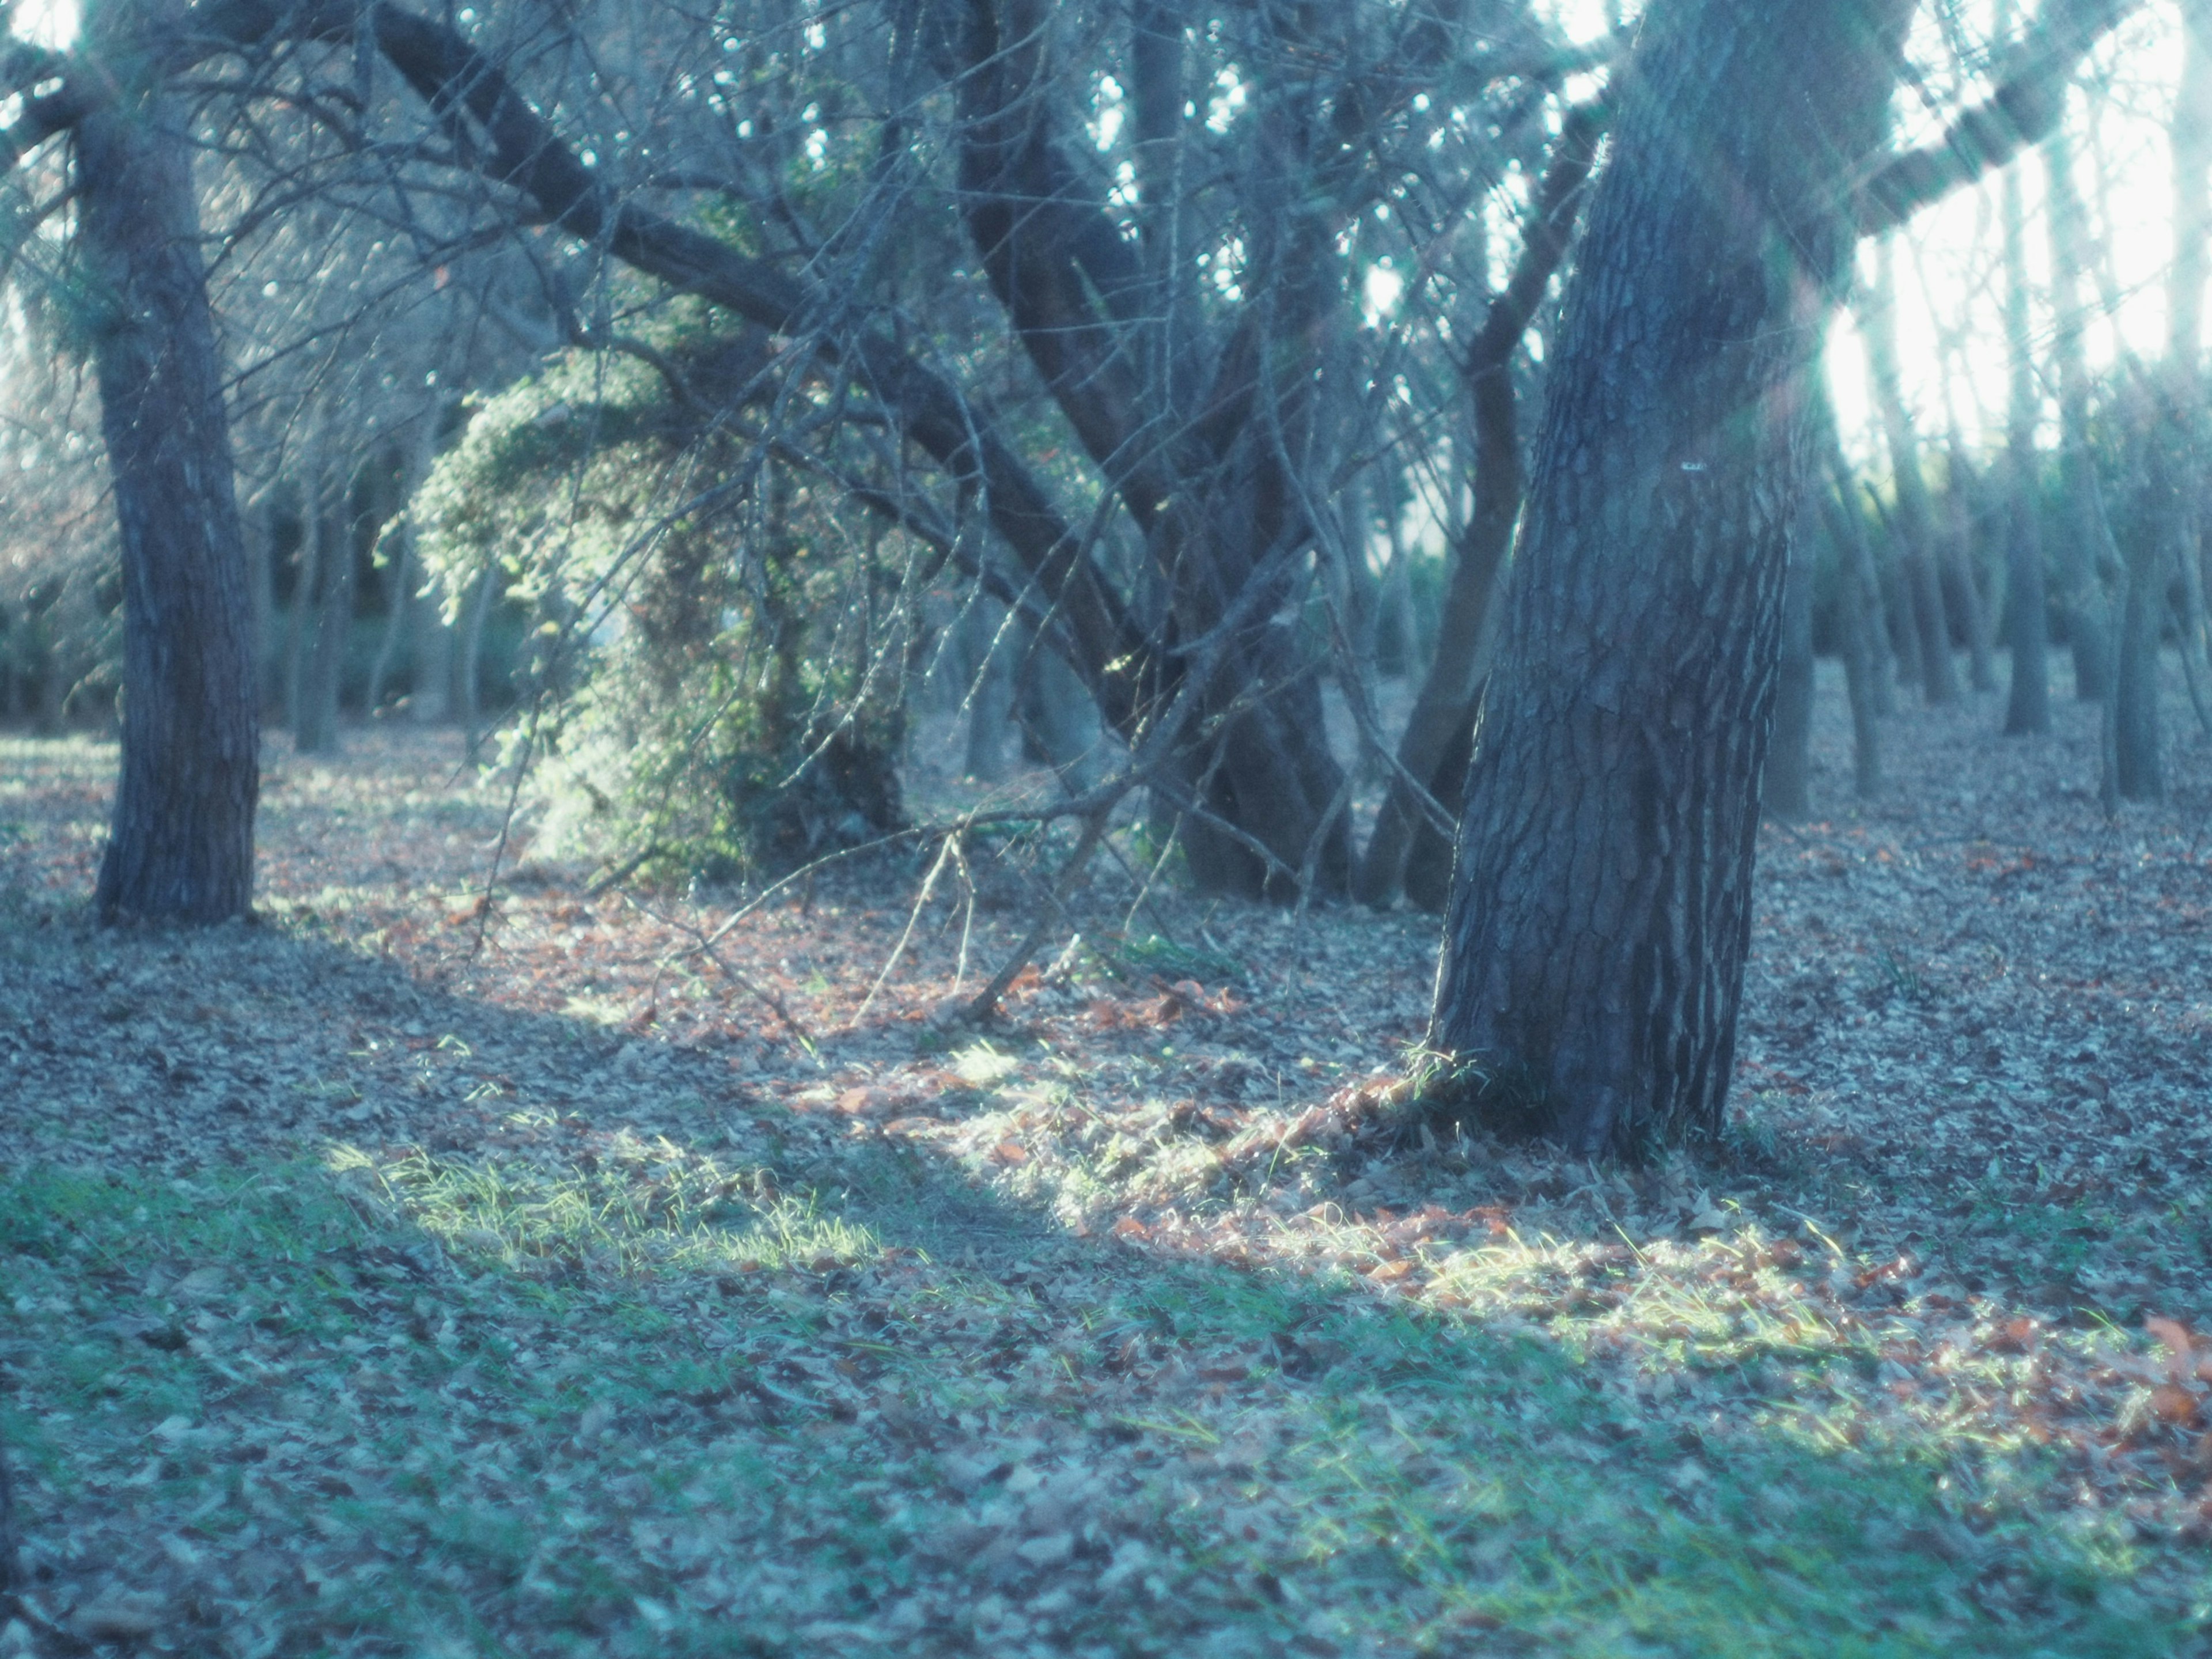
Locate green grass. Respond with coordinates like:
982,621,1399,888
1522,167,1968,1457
2,1151,2191,1656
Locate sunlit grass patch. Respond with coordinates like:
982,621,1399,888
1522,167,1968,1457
331,1130,880,1277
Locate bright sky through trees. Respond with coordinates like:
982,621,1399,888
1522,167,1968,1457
3,0,2191,468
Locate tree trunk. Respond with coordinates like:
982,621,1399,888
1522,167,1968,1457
297,456,359,755
79,36,258,923
1876,491,1926,699
1941,434,1999,692
2044,119,2115,700
281,429,322,738
2002,133,2053,735
367,414,441,715
2112,478,2166,800
1429,0,1912,1155
1824,478,1885,797
1863,238,1960,706
1824,438,1897,721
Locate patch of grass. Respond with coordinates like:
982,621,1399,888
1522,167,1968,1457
334,1130,880,1276
2,1134,2197,1657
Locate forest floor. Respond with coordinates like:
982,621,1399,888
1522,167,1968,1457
4,661,2212,1657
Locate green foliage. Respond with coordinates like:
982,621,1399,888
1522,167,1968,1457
414,309,912,881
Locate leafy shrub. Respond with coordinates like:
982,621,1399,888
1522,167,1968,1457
414,311,915,881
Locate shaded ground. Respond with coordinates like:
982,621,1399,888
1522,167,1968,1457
2,660,2211,1656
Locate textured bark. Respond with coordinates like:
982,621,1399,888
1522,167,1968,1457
1429,0,1911,1154
79,33,259,923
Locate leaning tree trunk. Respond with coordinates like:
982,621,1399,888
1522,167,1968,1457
1429,0,1912,1154
80,46,258,923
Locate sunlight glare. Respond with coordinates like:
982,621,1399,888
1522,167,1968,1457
12,0,79,48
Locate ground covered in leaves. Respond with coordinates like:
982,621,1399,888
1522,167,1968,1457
4,664,2212,1656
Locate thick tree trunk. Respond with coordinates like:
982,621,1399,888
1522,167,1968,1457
79,54,258,923
1429,0,1911,1155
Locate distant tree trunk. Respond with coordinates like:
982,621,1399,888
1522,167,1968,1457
1765,495,1819,822
281,429,323,737
2044,119,2114,700
1863,238,1960,706
296,456,359,755
1824,478,1885,797
1877,497,1927,698
2002,147,2053,736
79,32,258,923
1941,433,1999,692
365,534,412,718
368,415,440,715
2114,385,2171,800
243,489,278,710
1430,0,1912,1153
1824,437,1897,722
2168,0,2212,740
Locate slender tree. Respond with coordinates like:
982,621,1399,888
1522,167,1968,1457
2002,127,2053,735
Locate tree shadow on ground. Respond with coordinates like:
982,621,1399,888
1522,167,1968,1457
0,907,2195,1657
